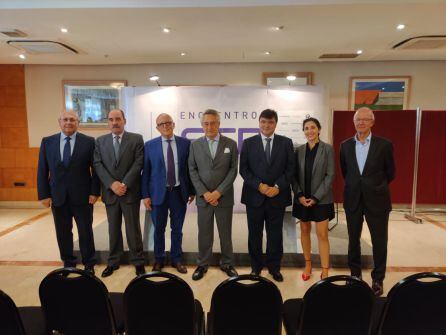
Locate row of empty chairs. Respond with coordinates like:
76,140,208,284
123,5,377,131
1,269,445,335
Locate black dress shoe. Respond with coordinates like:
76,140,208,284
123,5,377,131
84,265,95,275
220,265,238,277
152,262,164,272
135,265,146,276
372,280,384,297
250,270,261,276
269,271,284,282
172,263,188,274
101,265,119,278
192,266,208,281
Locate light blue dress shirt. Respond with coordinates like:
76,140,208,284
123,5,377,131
162,135,179,186
60,131,77,159
206,133,220,159
355,132,372,175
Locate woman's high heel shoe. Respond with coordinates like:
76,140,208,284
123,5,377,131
320,267,329,280
301,259,312,281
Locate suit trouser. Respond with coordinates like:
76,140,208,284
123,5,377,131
346,202,389,282
246,200,285,273
52,198,96,267
151,187,187,264
197,205,234,267
105,199,145,266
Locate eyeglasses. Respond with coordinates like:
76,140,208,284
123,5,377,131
157,121,173,127
354,118,373,123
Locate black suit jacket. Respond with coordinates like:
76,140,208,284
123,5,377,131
240,134,295,208
340,135,395,214
37,132,100,207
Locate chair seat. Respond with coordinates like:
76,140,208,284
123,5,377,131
109,292,125,333
370,297,386,335
18,306,46,335
194,299,205,335
282,298,303,335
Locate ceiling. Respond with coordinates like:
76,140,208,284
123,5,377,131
1,0,446,64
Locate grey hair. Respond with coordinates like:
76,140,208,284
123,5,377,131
354,107,375,120
59,110,80,121
200,109,220,122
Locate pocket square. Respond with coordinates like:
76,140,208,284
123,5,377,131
224,148,230,153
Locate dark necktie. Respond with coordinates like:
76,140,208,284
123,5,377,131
113,135,120,160
167,139,176,187
265,137,272,164
63,136,71,167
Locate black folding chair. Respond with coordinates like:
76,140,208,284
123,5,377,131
283,275,375,335
39,267,121,335
0,289,45,335
208,274,283,335
377,272,446,335
123,271,204,335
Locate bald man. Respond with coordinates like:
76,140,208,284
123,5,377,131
141,113,195,273
37,110,100,274
340,107,395,296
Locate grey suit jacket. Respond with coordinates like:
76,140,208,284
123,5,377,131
94,131,144,205
292,140,335,204
188,135,238,208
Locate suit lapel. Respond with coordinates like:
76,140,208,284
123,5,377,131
201,136,213,161
69,133,81,166
105,133,116,165
312,142,323,175
299,144,306,173
255,135,268,166
362,135,377,175
116,132,129,165
349,137,361,175
53,133,62,164
214,135,225,161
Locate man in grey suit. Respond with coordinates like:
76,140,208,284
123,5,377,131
94,109,145,277
188,109,238,280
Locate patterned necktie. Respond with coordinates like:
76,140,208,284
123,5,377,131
265,138,272,164
63,136,71,167
166,139,176,187
113,135,120,160
209,139,215,159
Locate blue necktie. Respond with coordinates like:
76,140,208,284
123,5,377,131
63,137,71,167
265,138,272,164
166,139,176,187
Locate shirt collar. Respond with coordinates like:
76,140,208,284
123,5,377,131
206,133,220,142
260,132,275,141
162,135,175,142
61,131,77,140
355,132,372,144
112,130,125,138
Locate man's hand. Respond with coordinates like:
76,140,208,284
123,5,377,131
209,199,219,206
143,198,152,211
188,195,195,204
111,181,127,196
210,190,221,201
41,198,52,208
203,191,213,203
88,195,98,205
258,183,269,194
265,186,279,198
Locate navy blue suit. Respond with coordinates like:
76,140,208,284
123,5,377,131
240,134,295,272
37,132,100,266
141,135,194,264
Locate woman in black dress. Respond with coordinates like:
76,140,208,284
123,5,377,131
293,117,335,280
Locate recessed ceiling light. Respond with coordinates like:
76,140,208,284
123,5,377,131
286,75,297,81
397,24,405,30
356,49,363,54
180,52,186,56
273,26,284,31
162,27,171,33
61,28,68,33
149,75,160,81
18,54,26,59
264,51,271,55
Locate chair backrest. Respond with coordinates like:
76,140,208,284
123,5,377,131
0,290,26,335
124,271,197,335
299,275,375,335
378,272,446,335
39,267,118,335
209,274,283,335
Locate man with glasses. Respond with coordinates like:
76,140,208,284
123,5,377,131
340,107,395,296
37,110,100,274
188,109,239,280
141,113,195,273
94,109,146,277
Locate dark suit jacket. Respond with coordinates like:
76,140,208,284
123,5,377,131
240,133,295,208
37,132,100,207
141,135,194,206
94,131,144,205
340,135,395,214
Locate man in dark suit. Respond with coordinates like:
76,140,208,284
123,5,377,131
240,109,295,282
94,109,145,277
37,110,100,274
141,113,195,274
188,109,239,280
340,107,395,296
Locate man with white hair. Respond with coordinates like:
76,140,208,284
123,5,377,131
340,107,395,296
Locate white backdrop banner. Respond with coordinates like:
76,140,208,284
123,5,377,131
121,85,328,212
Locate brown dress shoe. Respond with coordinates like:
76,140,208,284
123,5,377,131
172,263,188,274
152,262,164,272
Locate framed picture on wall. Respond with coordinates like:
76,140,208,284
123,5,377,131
349,76,411,110
63,80,127,127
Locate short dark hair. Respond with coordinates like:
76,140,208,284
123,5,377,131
302,117,321,131
259,109,278,122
